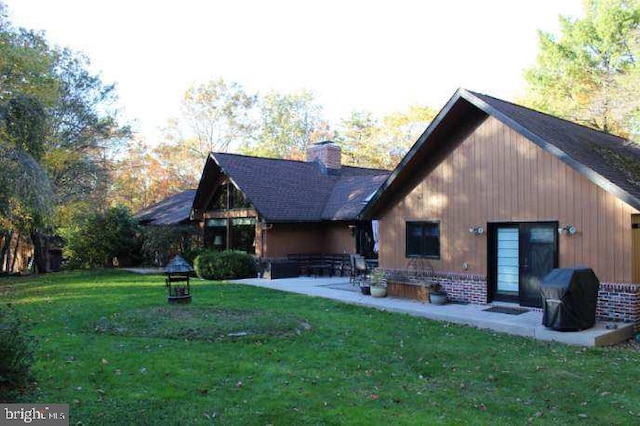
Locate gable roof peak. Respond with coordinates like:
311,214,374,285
363,88,640,217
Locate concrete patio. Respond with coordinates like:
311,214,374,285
232,276,635,347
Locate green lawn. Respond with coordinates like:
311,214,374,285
2,270,640,425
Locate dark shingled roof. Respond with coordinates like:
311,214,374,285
135,189,196,225
364,88,640,216
194,153,389,222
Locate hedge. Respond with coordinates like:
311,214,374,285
194,250,257,280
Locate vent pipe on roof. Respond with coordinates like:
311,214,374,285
306,141,341,169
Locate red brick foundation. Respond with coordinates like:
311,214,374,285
383,269,640,329
597,282,640,329
383,269,487,304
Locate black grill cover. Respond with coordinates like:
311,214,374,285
541,267,599,331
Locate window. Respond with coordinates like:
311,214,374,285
230,185,251,209
406,221,440,258
204,219,227,251
208,182,252,210
209,184,228,210
231,218,256,254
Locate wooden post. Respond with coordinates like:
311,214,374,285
632,214,640,282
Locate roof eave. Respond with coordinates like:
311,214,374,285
191,153,269,222
361,88,466,218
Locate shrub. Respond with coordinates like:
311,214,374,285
140,225,201,266
60,205,142,268
0,304,36,402
194,250,257,280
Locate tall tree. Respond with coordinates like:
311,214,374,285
242,89,331,160
0,2,130,272
46,48,130,208
336,110,378,167
166,78,256,156
336,105,437,170
0,96,53,273
524,0,640,139
110,138,200,212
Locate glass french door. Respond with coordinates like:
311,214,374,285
490,222,558,308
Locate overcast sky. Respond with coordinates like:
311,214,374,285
5,0,584,143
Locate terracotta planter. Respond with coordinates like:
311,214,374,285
370,286,387,298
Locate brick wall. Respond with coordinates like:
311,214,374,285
597,282,640,328
383,268,640,328
429,272,487,304
383,269,487,304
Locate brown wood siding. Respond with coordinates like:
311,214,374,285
260,223,355,258
322,224,356,254
260,224,322,258
378,116,639,283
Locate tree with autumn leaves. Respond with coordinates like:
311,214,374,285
0,3,129,272
111,79,437,213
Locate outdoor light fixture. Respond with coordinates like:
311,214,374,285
469,226,484,235
348,224,357,236
558,225,577,235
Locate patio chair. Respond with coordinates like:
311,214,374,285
349,254,356,284
340,254,351,278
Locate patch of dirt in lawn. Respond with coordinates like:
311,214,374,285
89,306,312,342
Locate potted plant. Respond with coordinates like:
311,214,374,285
369,268,387,298
359,282,371,295
428,282,447,305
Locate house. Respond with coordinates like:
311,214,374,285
191,141,389,259
135,189,197,226
134,189,200,266
363,88,640,326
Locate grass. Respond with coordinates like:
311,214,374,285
2,270,640,424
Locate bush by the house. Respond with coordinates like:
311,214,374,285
59,206,142,269
140,225,201,266
194,250,257,280
0,304,36,402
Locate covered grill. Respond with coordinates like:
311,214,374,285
541,267,600,331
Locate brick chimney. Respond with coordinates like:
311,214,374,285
306,141,341,169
